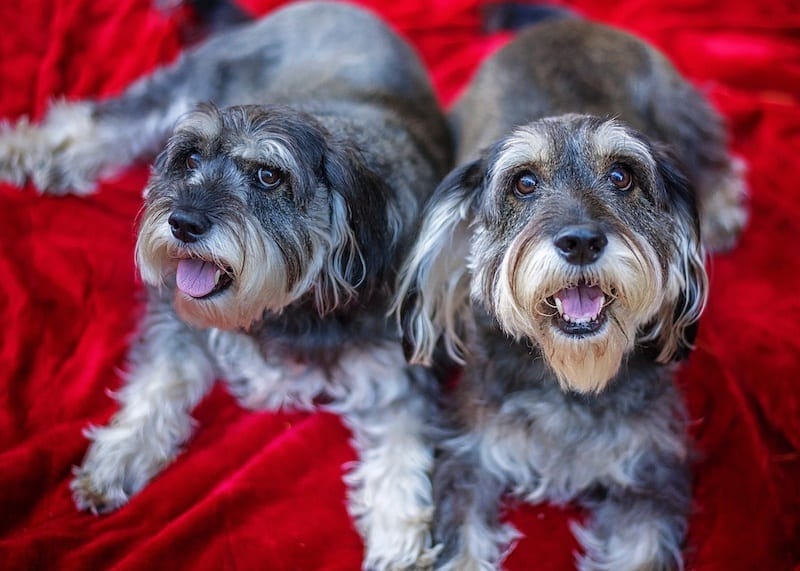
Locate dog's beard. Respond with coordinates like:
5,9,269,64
135,203,327,330
485,233,668,393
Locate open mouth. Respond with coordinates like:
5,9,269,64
175,258,233,300
549,281,611,336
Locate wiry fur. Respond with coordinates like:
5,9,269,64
1,3,452,570
394,17,734,571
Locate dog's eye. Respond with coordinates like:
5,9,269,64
257,166,283,190
185,153,201,171
608,165,633,192
514,171,538,197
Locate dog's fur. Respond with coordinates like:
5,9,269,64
0,3,451,569
395,18,747,570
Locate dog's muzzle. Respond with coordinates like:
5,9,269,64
169,207,234,299
549,224,611,336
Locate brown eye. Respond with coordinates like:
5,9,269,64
609,165,633,191
185,153,201,170
514,171,538,197
257,166,283,190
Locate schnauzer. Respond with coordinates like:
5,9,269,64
395,17,747,571
0,2,451,569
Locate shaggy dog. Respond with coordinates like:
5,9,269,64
0,2,451,569
395,16,746,571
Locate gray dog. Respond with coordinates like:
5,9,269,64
0,2,450,569
395,16,746,571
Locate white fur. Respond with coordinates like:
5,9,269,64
392,187,474,366
211,329,328,411
487,232,666,393
70,310,216,512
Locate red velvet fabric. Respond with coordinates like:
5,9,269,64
1,1,798,569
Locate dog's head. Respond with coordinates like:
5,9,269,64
396,115,708,393
137,103,400,330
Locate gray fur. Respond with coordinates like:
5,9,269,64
394,18,732,571
0,3,452,570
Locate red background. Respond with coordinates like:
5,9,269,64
1,0,798,569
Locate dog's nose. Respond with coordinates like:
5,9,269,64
168,208,211,243
554,225,608,265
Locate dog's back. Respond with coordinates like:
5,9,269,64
453,20,708,159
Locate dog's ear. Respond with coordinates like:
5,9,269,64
647,146,709,363
318,142,397,313
392,158,486,365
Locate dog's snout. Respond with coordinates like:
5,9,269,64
554,225,608,265
168,209,211,243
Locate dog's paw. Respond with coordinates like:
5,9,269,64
70,466,131,514
69,421,173,514
361,507,439,571
224,370,320,411
0,102,106,195
699,156,749,253
0,117,42,189
225,375,273,410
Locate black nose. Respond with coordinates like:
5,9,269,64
168,209,211,243
553,225,608,265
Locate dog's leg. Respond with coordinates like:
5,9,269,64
0,67,195,195
71,296,216,513
210,330,328,411
0,24,262,195
327,348,438,571
212,334,441,569
572,452,690,571
431,443,517,571
342,394,438,570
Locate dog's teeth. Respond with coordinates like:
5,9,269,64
214,269,221,286
554,296,564,316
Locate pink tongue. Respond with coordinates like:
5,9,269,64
556,285,604,319
176,259,219,298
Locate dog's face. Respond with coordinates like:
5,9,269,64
397,115,707,393
137,104,397,330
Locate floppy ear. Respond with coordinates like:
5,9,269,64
648,147,709,363
392,159,485,365
318,142,397,314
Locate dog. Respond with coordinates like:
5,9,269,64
394,15,747,571
0,2,451,569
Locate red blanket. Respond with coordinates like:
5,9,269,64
1,1,798,569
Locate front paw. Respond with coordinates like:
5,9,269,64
361,507,439,571
69,422,170,514
224,371,319,411
225,375,272,410
0,102,104,195
70,465,132,514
